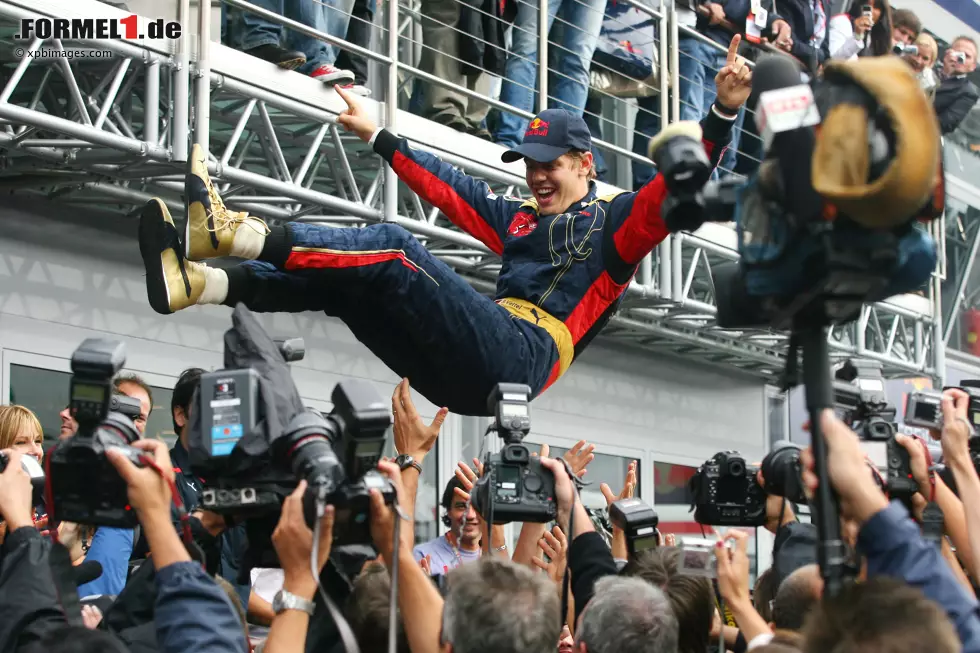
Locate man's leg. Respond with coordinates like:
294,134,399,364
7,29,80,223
283,0,355,83
417,0,469,128
548,0,604,116
233,0,307,69
333,0,374,88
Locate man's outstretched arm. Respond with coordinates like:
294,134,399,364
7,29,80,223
335,86,515,255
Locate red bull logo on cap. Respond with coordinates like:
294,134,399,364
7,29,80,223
525,117,549,138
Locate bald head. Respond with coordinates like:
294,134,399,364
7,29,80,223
772,565,822,631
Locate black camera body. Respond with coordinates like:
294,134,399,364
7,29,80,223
471,384,557,525
47,339,145,528
690,451,767,527
886,437,918,500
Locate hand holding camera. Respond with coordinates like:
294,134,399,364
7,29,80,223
369,460,410,563
0,450,35,531
272,481,335,596
106,439,175,523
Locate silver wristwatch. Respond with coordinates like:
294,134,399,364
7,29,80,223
272,589,316,616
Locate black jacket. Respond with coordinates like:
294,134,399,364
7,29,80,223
459,0,517,77
567,531,618,623
771,0,830,70
772,521,818,586
934,75,980,135
0,528,68,651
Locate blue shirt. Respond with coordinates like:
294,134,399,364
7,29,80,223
413,536,480,576
77,526,134,597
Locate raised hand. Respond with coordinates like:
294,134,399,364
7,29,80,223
715,35,753,111
334,84,378,142
531,525,568,583
419,554,433,576
392,379,447,462
600,460,637,506
562,440,596,478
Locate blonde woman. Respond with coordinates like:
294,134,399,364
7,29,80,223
0,405,44,462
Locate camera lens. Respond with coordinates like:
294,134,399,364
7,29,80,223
728,459,745,476
286,433,344,491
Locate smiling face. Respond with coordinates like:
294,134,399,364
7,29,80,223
524,152,593,216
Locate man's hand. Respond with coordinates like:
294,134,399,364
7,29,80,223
335,84,379,143
392,379,446,462
715,35,753,110
800,410,889,524
190,509,228,537
706,1,726,24
0,450,34,530
369,460,411,562
538,457,575,528
562,441,596,478
755,468,796,534
934,389,974,465
531,526,567,584
770,19,793,50
106,440,174,522
600,460,637,506
272,481,335,597
895,434,933,494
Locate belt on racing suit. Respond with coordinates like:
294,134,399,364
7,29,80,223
496,297,574,382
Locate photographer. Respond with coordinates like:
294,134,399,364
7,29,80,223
934,36,980,134
799,409,980,650
755,470,816,587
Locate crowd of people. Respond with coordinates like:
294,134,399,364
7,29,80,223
4,371,980,653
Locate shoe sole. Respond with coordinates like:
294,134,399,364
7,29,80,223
277,56,306,71
139,199,176,315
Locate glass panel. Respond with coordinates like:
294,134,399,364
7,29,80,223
768,393,787,448
548,446,640,511
654,461,696,505
9,364,174,446
383,437,439,544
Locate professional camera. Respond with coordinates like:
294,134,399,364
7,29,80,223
833,359,896,441
689,451,767,527
650,55,941,332
761,441,807,504
470,384,557,525
187,305,395,552
47,339,145,528
609,498,659,557
0,450,45,507
885,437,918,500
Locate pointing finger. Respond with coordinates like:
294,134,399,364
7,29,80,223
334,83,356,109
727,34,741,65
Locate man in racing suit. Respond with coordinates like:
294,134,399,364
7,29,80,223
139,38,751,416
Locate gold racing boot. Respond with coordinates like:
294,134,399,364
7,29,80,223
139,198,211,314
184,143,270,261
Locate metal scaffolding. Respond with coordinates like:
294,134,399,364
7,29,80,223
0,0,949,381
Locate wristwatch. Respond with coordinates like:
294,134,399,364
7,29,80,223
272,589,316,616
395,454,424,474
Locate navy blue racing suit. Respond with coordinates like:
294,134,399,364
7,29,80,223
231,113,734,415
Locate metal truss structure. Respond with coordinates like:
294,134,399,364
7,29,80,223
0,0,951,382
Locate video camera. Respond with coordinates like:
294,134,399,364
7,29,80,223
470,384,557,525
46,339,146,528
187,305,395,554
650,55,942,333
689,451,767,527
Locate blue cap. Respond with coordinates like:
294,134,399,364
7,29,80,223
501,109,592,164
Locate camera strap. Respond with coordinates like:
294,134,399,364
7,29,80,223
921,502,944,547
48,540,84,627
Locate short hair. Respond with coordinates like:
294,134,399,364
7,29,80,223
21,626,128,653
568,150,598,182
953,35,979,54
622,547,714,653
114,374,153,416
802,577,960,653
575,576,678,653
753,567,779,623
171,368,205,433
441,558,560,653
891,8,922,36
772,565,821,631
0,404,43,449
345,563,410,653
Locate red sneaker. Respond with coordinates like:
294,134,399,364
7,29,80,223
309,64,355,84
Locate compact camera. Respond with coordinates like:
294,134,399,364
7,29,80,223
904,389,943,431
953,51,968,65
894,42,919,56
47,339,146,528
609,498,659,557
471,384,557,525
689,451,767,527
